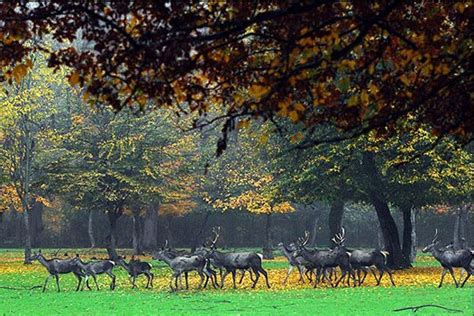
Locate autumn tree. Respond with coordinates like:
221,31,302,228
206,124,294,258
0,2,471,154
0,51,66,262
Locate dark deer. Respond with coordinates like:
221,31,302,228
29,250,84,292
296,231,355,288
332,228,395,286
73,254,116,290
278,242,311,285
153,248,216,290
204,227,270,289
116,256,154,288
422,229,473,287
154,241,218,289
195,228,257,285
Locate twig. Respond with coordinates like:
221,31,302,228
393,304,463,313
0,285,42,290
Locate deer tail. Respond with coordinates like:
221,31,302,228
380,251,390,263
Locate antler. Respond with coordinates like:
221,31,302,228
301,231,310,246
210,226,221,247
432,229,439,243
164,240,169,248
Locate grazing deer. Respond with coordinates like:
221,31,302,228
332,228,395,286
29,250,84,292
203,227,270,289
423,229,473,287
296,231,355,288
73,254,116,290
116,256,154,289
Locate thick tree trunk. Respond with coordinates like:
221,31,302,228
263,213,274,259
30,200,43,247
165,216,173,247
142,204,159,251
191,211,211,252
88,209,95,248
310,208,320,247
372,196,410,268
401,206,414,264
410,209,417,262
377,224,384,249
328,199,344,243
106,212,120,260
362,151,410,269
132,214,142,255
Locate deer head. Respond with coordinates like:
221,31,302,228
422,229,440,253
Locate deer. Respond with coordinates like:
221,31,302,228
201,227,270,289
278,242,312,285
154,241,218,289
116,255,154,289
423,229,473,288
29,250,84,292
295,231,355,288
194,227,258,286
332,228,395,286
72,254,116,290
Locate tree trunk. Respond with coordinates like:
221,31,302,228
191,211,211,252
362,151,410,269
23,207,32,264
263,213,274,259
142,203,159,251
401,206,414,264
106,212,120,260
454,206,467,249
132,214,142,255
410,209,417,262
88,209,95,248
377,224,384,249
165,216,173,247
30,200,43,247
328,199,344,243
310,208,320,247
372,196,410,268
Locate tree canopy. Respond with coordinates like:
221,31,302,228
0,1,472,155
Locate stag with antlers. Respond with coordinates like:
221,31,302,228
423,229,473,288
332,228,395,286
196,227,270,289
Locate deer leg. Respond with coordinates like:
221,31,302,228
231,270,237,289
55,275,60,292
460,272,471,288
238,270,246,284
184,272,189,290
197,270,204,289
283,265,293,285
296,265,305,284
306,268,313,283
386,268,395,286
42,275,53,292
107,271,116,290
259,267,270,288
458,268,465,285
132,276,138,289
150,272,154,288
376,269,385,286
438,268,447,288
74,273,83,291
251,267,260,289
92,275,99,290
335,270,346,288
369,267,379,284
448,268,458,287
221,270,230,288
314,268,322,288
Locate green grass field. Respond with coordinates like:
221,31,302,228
0,249,472,315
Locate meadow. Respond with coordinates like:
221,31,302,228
0,249,472,315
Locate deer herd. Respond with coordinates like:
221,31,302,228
28,228,473,292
